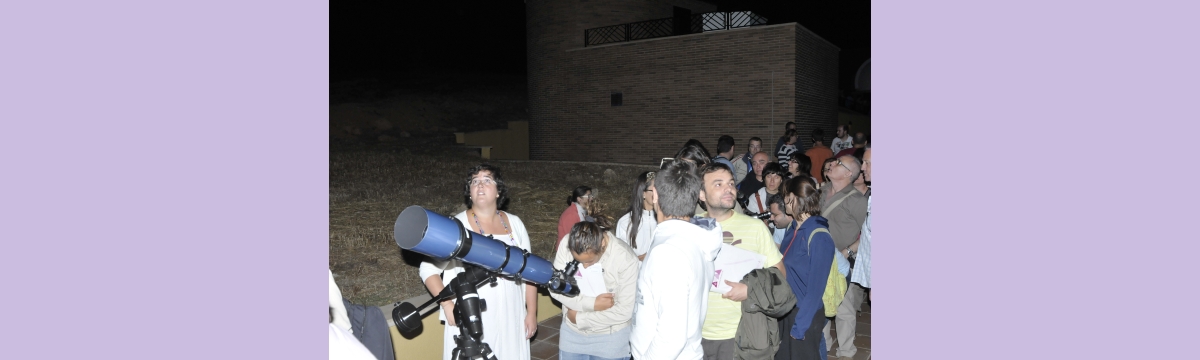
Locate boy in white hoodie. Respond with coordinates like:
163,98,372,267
630,160,724,360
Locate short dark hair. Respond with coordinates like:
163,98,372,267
784,129,798,139
656,160,702,218
821,157,837,183
700,162,733,178
717,135,735,154
783,176,821,216
762,162,786,179
810,129,825,144
463,164,509,210
790,155,812,177
568,221,605,255
568,185,592,205
766,193,786,212
748,136,762,145
785,121,796,129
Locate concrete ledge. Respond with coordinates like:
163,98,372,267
462,145,493,159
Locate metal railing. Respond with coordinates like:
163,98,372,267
697,11,768,32
584,11,768,47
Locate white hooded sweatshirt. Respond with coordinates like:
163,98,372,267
630,217,723,360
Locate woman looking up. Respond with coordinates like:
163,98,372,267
418,164,537,360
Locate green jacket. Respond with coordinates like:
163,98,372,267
734,267,796,360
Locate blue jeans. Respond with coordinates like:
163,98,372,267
558,350,630,360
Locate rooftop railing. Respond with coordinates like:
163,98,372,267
584,11,768,47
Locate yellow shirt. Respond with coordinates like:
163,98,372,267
699,211,784,340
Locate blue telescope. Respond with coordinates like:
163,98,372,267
393,205,575,294
392,205,578,337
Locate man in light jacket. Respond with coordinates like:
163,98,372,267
551,221,640,359
631,160,723,360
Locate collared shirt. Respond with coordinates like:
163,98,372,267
819,183,868,250
850,195,871,288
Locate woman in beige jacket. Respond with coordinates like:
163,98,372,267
550,221,640,360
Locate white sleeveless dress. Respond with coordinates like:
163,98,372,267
419,211,533,360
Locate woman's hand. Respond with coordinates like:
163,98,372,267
593,293,615,311
524,312,537,339
440,301,456,327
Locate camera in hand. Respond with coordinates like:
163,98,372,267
744,210,772,220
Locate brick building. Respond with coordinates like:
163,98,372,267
526,0,840,164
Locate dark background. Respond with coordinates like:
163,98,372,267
331,0,869,91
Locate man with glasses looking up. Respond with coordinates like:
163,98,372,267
818,155,868,360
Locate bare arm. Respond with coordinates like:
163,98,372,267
524,283,537,338
422,275,456,326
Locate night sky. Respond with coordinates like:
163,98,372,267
331,0,869,89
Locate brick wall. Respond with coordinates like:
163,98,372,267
792,24,841,150
528,1,838,164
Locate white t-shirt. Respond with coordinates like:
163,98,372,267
745,187,780,215
615,210,655,257
329,324,377,360
831,136,854,155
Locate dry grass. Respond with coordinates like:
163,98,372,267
330,140,656,305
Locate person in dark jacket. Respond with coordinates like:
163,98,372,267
774,176,835,360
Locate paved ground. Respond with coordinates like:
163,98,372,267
529,299,872,360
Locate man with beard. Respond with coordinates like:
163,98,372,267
696,163,784,360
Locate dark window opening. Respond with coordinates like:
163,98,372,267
611,92,623,106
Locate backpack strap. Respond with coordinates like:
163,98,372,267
806,228,830,253
821,190,854,216
753,191,765,213
782,226,830,256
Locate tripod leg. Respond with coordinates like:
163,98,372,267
480,343,498,360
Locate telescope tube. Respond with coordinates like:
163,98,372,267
394,205,554,285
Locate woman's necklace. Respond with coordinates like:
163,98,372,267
471,209,512,238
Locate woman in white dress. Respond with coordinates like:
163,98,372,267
615,171,656,261
418,164,537,360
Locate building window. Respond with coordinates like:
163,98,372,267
611,92,623,106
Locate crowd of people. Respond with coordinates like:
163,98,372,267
414,122,873,360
